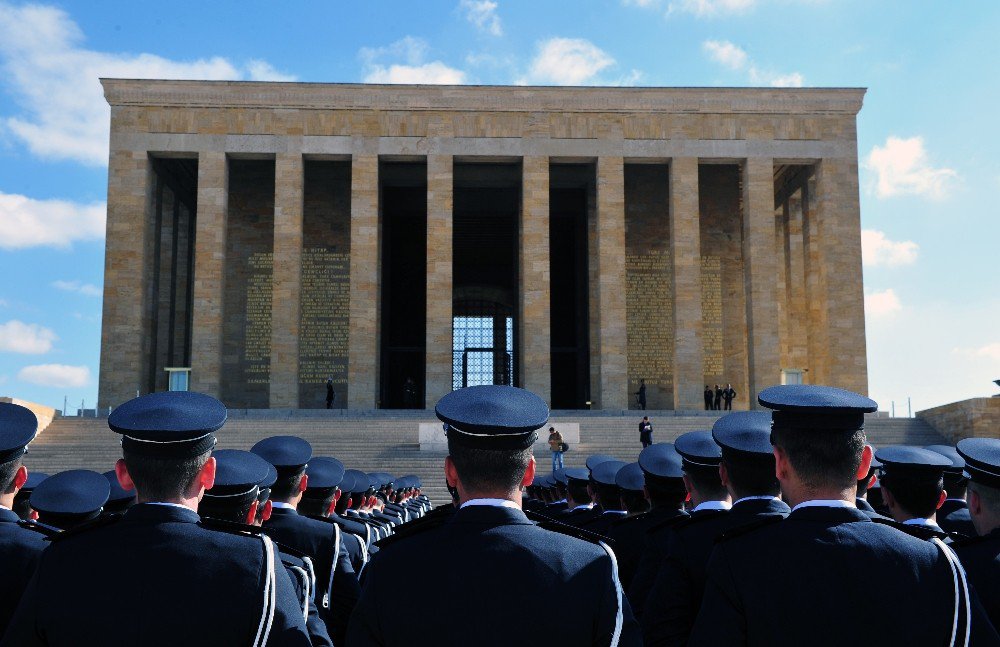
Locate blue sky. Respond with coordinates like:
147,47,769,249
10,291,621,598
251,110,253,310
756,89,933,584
0,0,997,414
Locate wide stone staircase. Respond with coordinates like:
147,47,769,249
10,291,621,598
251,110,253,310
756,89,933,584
25,411,947,506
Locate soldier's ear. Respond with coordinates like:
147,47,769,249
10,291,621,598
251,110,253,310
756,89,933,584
298,474,309,493
444,455,459,489
936,490,947,511
718,462,730,490
12,465,28,491
968,488,981,516
195,456,216,494
856,445,873,482
261,499,273,522
246,500,259,525
115,458,136,492
521,457,536,488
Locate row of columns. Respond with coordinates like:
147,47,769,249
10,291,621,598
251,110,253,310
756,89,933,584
100,150,866,410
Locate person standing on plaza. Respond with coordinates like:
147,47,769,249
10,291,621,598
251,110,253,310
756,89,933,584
713,385,723,411
548,426,565,472
326,378,335,409
703,386,713,411
639,416,654,448
635,379,647,410
722,383,736,411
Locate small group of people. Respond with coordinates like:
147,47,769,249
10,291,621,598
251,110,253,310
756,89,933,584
704,383,736,410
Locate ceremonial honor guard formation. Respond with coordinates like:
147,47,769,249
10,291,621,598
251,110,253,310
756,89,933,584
1,384,1000,645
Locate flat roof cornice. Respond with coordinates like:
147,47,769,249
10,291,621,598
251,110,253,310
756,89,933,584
100,79,865,115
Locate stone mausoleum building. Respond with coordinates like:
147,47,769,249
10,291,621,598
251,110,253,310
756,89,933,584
98,80,868,412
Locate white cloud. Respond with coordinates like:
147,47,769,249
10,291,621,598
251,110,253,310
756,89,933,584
861,229,919,268
246,60,297,82
703,40,748,70
671,0,756,17
0,320,57,354
17,363,89,388
0,191,105,249
0,2,295,166
361,37,467,84
52,280,102,297
864,289,901,319
866,136,957,200
523,38,615,86
702,39,803,87
460,0,503,36
953,343,1000,363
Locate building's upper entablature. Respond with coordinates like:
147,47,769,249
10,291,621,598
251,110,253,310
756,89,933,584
101,79,865,116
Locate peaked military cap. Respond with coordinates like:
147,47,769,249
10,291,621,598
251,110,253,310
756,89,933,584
565,467,590,484
874,446,951,482
207,449,270,498
23,471,49,492
586,454,617,471
375,472,395,488
249,435,312,470
956,438,1000,489
344,469,372,495
638,443,685,481
30,469,110,517
712,411,774,456
436,385,548,450
867,444,883,470
758,384,877,433
924,445,966,475
337,470,359,495
305,457,346,492
109,391,225,457
615,462,645,492
0,402,39,462
540,473,557,488
102,470,135,506
591,460,628,486
675,430,722,468
403,474,422,489
553,468,568,486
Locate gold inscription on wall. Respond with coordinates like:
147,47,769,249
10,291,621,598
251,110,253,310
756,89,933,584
245,252,273,385
701,255,724,377
626,250,673,389
299,248,350,386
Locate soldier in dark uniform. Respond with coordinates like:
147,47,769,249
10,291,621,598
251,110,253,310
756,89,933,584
607,443,688,592
615,462,650,516
703,386,713,411
250,435,361,646
544,469,569,514
713,385,723,411
642,411,790,645
347,385,642,646
0,404,53,638
629,430,730,617
560,467,596,524
299,457,368,573
689,385,998,645
875,445,958,539
199,449,333,647
28,469,110,530
927,444,978,536
580,459,629,535
3,391,311,646
101,468,136,515
855,444,884,517
329,470,378,558
954,437,1000,629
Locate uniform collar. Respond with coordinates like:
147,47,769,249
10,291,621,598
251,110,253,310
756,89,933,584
693,500,731,512
452,503,531,526
460,498,520,510
124,502,200,524
788,503,869,523
568,503,594,512
0,507,19,523
733,495,778,505
270,501,296,509
791,499,854,512
902,517,939,527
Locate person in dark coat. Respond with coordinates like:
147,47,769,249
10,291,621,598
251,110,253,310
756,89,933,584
639,416,653,448
926,444,978,536
3,392,311,646
579,460,628,535
325,378,335,409
347,385,642,646
953,437,1000,629
703,386,713,411
635,379,647,410
251,435,361,646
560,468,598,525
713,385,723,411
641,411,790,646
688,385,998,646
0,404,53,639
722,383,736,410
874,445,956,540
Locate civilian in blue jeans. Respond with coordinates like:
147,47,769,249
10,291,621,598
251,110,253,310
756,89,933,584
548,426,565,471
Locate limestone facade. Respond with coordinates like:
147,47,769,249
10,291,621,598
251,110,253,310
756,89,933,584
98,80,868,410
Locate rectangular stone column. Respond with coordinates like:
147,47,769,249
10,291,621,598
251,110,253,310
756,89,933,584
802,178,830,385
669,157,705,410
190,152,228,398
98,150,153,409
785,191,809,371
596,157,628,409
813,157,868,394
426,155,453,408
741,157,780,407
270,153,304,408
521,157,551,404
348,155,379,409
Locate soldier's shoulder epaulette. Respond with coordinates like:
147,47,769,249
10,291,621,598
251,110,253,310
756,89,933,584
17,519,59,538
525,509,615,547
646,512,690,535
48,513,122,542
198,516,262,536
375,508,452,549
673,509,730,532
609,510,652,528
870,517,952,542
715,513,784,543
273,540,311,562
304,513,336,525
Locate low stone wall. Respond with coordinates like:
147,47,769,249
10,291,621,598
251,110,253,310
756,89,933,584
917,398,1000,443
0,397,57,434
